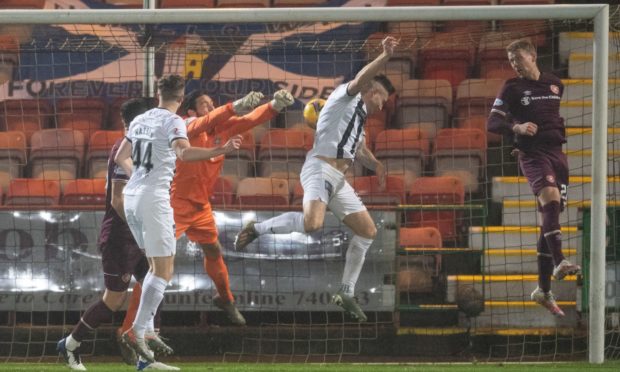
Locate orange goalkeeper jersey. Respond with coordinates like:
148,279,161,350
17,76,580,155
171,102,278,205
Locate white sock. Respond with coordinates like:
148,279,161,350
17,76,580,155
65,334,80,351
340,235,373,297
133,273,167,339
254,212,305,235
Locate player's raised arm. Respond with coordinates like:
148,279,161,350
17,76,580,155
172,135,242,162
186,91,264,137
347,36,398,96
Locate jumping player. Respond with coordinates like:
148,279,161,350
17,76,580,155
487,38,581,317
235,36,398,323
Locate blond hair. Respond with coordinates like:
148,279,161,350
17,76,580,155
506,38,536,55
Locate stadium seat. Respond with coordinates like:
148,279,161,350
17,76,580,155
221,131,256,182
386,22,433,45
399,227,442,248
62,179,106,206
454,78,504,125
209,177,235,207
441,21,489,37
216,0,269,7
405,176,465,241
291,181,304,205
273,0,328,6
374,128,430,189
458,115,501,144
257,129,312,179
5,178,60,206
395,79,452,136
353,175,406,205
0,131,27,193
432,128,487,193
386,0,441,5
0,99,52,143
365,32,417,79
365,112,386,147
478,31,521,79
159,0,215,7
0,0,45,8
419,32,476,88
30,129,85,188
55,98,106,140
236,177,289,206
86,130,124,178
499,20,549,47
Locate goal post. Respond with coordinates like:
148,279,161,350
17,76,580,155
0,3,610,364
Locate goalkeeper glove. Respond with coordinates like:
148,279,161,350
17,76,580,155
232,91,264,115
270,89,295,112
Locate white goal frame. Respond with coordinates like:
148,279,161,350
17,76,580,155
0,3,610,364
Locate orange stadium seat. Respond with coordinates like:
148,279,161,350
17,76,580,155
499,20,549,47
432,128,487,193
236,177,289,206
30,129,85,188
5,178,60,206
400,227,442,248
478,31,523,79
209,177,235,207
258,129,312,179
0,99,52,143
454,78,504,125
273,0,328,5
159,0,215,7
216,0,269,7
395,79,452,136
0,131,27,193
220,131,256,183
458,115,501,144
86,130,124,178
55,98,106,140
374,128,430,189
62,178,106,206
291,181,304,205
365,112,386,147
353,175,406,205
419,33,476,88
0,0,45,8
406,176,465,241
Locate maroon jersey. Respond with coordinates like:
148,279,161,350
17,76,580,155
488,72,565,151
98,138,135,246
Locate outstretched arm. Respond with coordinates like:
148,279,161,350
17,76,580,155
347,36,398,96
187,92,264,137
172,135,242,162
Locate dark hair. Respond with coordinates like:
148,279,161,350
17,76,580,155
180,89,209,116
506,38,536,55
157,74,185,101
373,74,395,95
120,98,150,129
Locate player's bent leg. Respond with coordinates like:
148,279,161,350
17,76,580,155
201,241,246,325
331,210,376,323
531,287,565,317
538,186,581,280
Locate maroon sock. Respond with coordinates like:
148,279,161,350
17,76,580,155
537,232,553,292
154,302,163,331
71,300,114,342
541,201,565,265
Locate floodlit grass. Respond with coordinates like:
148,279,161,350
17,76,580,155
2,362,620,372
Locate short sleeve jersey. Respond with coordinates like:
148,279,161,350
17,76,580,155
124,107,188,195
307,83,367,160
98,138,134,246
491,72,565,150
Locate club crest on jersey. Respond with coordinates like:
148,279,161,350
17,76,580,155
521,96,531,106
550,85,560,94
546,175,555,184
121,273,131,283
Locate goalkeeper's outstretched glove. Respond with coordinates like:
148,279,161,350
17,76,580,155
270,89,295,112
232,91,264,114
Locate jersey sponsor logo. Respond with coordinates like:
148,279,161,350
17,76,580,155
521,96,531,106
493,98,503,107
550,84,560,94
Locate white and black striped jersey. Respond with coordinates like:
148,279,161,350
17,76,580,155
307,83,366,160
124,107,188,195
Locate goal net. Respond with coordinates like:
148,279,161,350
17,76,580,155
0,1,616,365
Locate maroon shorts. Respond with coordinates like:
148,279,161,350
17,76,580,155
519,146,568,209
100,237,149,292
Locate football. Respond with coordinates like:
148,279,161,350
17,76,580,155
303,98,326,129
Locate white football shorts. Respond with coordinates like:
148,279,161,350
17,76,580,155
124,190,176,258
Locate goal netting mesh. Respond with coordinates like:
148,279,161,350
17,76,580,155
0,3,618,365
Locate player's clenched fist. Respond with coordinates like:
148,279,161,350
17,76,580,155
382,36,398,57
271,89,295,112
222,134,243,153
233,91,264,114
512,122,538,136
